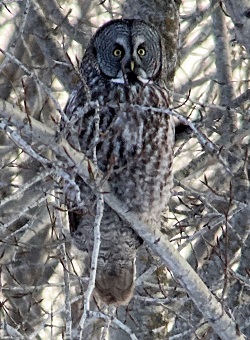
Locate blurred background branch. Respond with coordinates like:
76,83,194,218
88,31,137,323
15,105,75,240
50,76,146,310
0,0,249,339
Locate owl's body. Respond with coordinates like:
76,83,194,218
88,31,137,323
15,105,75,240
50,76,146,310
63,19,174,305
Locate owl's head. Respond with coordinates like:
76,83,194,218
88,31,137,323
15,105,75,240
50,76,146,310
85,19,164,84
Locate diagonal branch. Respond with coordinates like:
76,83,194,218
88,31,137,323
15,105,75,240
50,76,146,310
0,99,245,340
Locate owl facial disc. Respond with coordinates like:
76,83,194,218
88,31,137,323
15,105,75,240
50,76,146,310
91,19,162,84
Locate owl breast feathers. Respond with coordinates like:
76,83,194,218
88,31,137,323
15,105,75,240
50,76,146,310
62,19,175,305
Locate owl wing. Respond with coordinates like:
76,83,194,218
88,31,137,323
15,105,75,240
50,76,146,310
61,81,90,153
64,82,88,120
61,80,90,232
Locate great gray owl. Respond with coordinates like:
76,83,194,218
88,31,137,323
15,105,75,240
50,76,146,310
62,19,174,305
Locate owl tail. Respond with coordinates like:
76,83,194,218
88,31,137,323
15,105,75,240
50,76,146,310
94,258,136,306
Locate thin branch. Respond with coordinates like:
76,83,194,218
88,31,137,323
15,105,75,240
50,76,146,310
88,311,138,340
100,306,116,340
0,118,82,209
230,88,250,108
0,99,245,340
0,321,25,339
0,48,67,120
55,200,72,339
212,0,235,106
28,295,84,339
134,104,232,173
0,194,47,232
77,192,104,340
19,0,31,37
36,0,90,46
222,0,250,54
0,169,53,209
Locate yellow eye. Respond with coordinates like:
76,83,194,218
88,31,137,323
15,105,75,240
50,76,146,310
137,48,146,56
113,48,122,57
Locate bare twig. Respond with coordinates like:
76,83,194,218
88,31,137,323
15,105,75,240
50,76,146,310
55,200,72,339
0,99,245,340
77,192,104,340
0,48,67,120
0,321,25,340
88,310,139,340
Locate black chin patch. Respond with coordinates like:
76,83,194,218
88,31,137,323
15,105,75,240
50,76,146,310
126,72,138,84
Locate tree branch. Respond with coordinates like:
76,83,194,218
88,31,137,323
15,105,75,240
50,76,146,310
222,0,250,54
0,99,245,340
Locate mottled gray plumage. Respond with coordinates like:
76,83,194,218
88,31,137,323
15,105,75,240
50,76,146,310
62,19,174,305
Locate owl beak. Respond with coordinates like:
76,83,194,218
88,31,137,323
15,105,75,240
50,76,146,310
122,60,137,84
130,60,135,72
